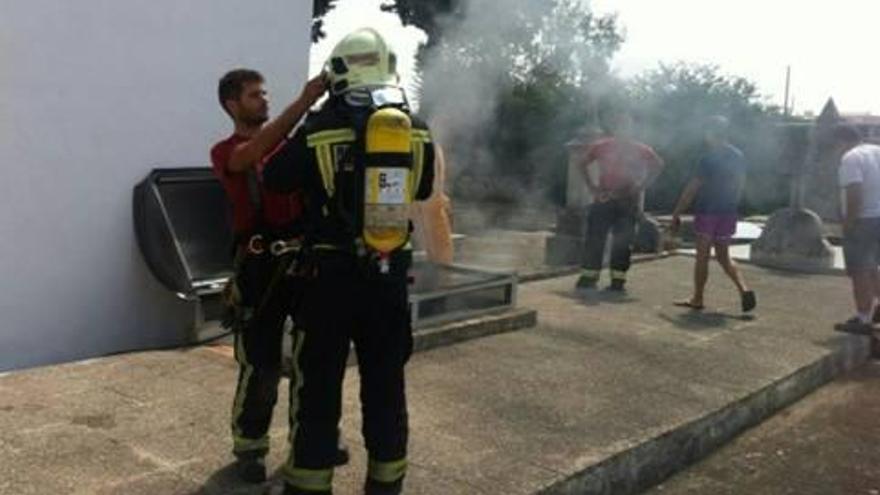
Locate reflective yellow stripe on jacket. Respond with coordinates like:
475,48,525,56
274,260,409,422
410,129,431,194
307,126,431,199
307,128,356,199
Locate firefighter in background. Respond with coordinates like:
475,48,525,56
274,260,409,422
263,28,434,495
575,108,664,292
411,140,454,264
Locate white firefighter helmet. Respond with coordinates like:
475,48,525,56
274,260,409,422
326,28,399,95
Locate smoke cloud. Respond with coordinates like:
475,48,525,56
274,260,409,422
416,0,624,231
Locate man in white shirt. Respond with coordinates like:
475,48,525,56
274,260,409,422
833,125,880,335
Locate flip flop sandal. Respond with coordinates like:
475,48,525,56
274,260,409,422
673,300,705,310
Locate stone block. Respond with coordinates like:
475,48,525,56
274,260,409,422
751,208,834,272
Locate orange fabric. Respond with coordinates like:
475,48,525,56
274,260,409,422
411,144,454,264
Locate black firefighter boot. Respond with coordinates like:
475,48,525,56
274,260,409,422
608,278,626,292
364,478,403,495
234,452,267,484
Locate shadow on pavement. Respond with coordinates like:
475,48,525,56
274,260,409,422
753,265,828,279
658,310,753,330
189,462,277,495
555,289,641,307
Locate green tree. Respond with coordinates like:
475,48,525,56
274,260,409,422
312,0,339,42
380,0,463,48
419,0,621,88
412,0,622,205
522,0,622,87
628,63,784,213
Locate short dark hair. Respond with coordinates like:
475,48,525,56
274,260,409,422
218,69,264,115
831,124,862,145
598,105,631,134
705,115,730,140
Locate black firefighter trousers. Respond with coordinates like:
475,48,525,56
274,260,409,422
231,253,295,458
582,197,638,284
283,253,413,495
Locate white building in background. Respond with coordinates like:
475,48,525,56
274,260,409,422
841,114,880,144
816,98,880,144
0,2,313,371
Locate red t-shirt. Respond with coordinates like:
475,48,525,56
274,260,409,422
579,137,663,193
210,134,303,236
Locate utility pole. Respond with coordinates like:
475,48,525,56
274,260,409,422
783,65,791,117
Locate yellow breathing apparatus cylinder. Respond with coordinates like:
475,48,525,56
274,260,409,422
363,107,414,256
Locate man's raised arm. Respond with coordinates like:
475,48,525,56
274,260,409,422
227,74,327,173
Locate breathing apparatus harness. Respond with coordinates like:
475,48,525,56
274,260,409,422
299,86,416,278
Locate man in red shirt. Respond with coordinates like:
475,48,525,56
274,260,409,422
575,110,664,291
210,68,329,483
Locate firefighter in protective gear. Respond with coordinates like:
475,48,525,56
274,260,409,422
575,109,664,292
263,28,434,495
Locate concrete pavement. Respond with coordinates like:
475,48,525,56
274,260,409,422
651,361,880,495
0,256,867,494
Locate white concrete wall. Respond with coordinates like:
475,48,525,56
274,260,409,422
0,1,313,371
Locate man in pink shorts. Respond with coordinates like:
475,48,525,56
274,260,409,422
671,116,756,312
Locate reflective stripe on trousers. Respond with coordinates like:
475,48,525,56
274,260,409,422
368,457,408,484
